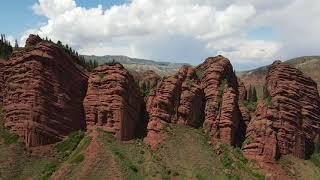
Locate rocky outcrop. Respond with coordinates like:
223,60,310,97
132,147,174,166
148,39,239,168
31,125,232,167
238,80,251,125
83,63,143,140
196,56,244,146
3,36,88,147
244,61,320,165
144,65,204,148
25,34,42,48
145,56,247,148
0,59,5,104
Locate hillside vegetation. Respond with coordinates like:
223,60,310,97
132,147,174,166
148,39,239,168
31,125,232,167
1,118,320,179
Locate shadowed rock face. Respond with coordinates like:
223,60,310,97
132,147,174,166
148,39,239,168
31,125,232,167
196,56,244,147
144,65,205,148
3,37,88,148
145,56,246,148
238,80,251,125
83,63,143,140
244,61,320,165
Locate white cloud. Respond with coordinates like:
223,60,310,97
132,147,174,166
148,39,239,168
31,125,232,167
207,38,281,63
25,0,320,68
32,0,76,18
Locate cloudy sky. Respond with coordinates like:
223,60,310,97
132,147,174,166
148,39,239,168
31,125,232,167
1,0,319,70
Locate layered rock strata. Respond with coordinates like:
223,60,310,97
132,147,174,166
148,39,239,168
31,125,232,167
144,65,205,148
244,61,320,164
196,56,244,146
145,56,246,148
3,35,88,147
83,63,143,140
0,59,5,104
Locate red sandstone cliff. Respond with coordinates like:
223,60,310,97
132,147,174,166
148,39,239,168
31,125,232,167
0,59,5,105
145,56,246,148
2,35,88,147
83,63,143,140
244,61,320,166
196,56,245,147
144,65,205,148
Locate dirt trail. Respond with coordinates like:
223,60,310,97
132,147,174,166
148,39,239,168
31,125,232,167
52,127,122,180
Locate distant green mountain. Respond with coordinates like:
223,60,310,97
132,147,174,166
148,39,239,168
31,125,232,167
83,55,188,76
239,56,320,97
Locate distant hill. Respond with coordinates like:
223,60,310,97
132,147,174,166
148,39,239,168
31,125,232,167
83,55,187,77
238,56,320,97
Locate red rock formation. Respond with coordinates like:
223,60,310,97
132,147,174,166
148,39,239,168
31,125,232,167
196,56,243,146
25,34,42,47
3,35,88,147
244,61,320,165
144,65,204,148
0,59,5,104
238,80,251,125
83,63,143,140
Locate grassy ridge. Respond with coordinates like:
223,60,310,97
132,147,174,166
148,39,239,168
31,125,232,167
98,124,265,180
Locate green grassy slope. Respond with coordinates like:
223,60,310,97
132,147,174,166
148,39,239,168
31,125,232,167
1,117,319,179
97,124,265,180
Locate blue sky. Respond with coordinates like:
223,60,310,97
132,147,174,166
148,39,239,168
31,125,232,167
1,0,319,70
0,0,125,37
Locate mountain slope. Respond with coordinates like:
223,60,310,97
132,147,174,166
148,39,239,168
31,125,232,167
83,55,187,76
238,56,320,97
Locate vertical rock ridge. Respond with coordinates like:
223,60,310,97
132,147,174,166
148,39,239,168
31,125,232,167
244,61,320,167
83,63,143,140
196,55,244,146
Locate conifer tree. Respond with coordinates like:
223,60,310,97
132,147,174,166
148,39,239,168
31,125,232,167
252,87,257,102
248,85,253,102
14,39,19,50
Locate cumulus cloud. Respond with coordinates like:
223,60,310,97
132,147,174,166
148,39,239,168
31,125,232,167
24,0,319,68
207,38,280,63
32,0,76,18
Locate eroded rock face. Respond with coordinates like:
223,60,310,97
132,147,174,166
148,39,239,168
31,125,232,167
196,56,244,146
238,80,251,125
83,63,143,140
244,61,320,164
144,65,204,148
0,59,5,104
3,38,88,147
145,56,247,148
25,34,42,47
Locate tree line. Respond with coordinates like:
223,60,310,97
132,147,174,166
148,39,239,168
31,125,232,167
36,35,99,71
0,34,13,59
247,85,257,103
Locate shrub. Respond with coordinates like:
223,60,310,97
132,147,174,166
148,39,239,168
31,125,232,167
186,78,193,87
310,153,320,167
244,101,257,112
3,132,19,145
220,153,232,168
194,70,203,79
55,131,85,154
70,153,85,163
